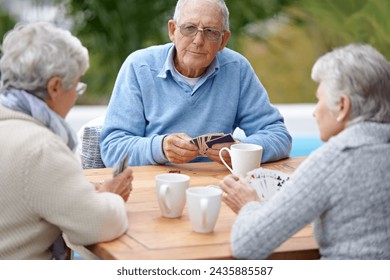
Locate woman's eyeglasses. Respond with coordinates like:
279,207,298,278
76,82,87,96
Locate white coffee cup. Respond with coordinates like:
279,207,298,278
219,143,263,176
155,173,190,218
186,186,222,233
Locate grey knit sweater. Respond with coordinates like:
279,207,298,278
231,122,390,259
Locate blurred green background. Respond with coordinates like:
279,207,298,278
1,0,389,105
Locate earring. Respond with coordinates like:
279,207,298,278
336,116,342,122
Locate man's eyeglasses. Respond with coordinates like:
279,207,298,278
178,24,224,42
76,82,87,96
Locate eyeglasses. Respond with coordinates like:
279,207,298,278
178,24,224,42
76,82,87,96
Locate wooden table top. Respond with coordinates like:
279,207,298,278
82,157,319,260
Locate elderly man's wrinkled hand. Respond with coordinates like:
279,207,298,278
206,142,237,165
163,133,199,164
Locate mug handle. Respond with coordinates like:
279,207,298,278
219,147,233,173
200,198,208,229
159,184,171,214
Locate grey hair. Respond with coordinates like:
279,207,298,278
0,21,89,100
311,44,390,124
173,0,230,31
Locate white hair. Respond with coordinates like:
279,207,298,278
0,21,89,99
173,0,230,31
311,44,390,124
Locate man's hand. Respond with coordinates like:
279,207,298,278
206,141,237,165
163,133,199,164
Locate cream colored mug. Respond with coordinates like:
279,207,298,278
155,173,190,218
186,186,222,233
219,143,263,176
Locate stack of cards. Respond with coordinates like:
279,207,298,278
246,168,290,201
190,133,235,156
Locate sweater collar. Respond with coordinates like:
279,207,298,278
0,89,78,152
158,43,220,80
330,122,390,149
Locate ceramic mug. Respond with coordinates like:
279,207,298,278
186,186,222,233
219,143,263,176
155,173,190,218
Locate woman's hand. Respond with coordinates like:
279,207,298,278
219,174,260,213
96,167,134,201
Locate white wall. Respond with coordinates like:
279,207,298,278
66,104,319,137
277,104,319,137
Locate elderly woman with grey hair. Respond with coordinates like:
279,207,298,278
0,22,133,259
219,44,390,259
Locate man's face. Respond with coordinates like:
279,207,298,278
168,0,230,77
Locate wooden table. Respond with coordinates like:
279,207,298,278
80,157,319,260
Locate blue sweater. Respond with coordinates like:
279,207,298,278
100,43,291,166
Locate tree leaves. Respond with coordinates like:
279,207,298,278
297,0,390,57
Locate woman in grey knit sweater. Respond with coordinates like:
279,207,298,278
219,44,390,259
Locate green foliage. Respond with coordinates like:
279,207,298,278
297,0,390,59
245,0,390,103
242,19,321,104
0,9,16,44
62,0,175,103
227,0,296,47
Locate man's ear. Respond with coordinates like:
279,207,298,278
336,94,351,122
46,76,62,101
218,30,231,51
168,20,176,42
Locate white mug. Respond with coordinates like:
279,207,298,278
155,173,190,218
219,143,263,176
186,186,222,233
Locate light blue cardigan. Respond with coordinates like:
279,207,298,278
100,43,291,166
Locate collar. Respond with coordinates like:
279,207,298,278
330,121,390,149
158,43,220,80
0,88,78,152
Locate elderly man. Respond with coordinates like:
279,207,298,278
100,0,292,167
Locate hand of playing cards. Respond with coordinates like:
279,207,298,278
246,168,290,201
113,154,129,177
190,133,235,156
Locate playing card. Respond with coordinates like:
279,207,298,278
113,154,129,177
205,133,235,148
191,137,200,149
246,168,290,201
189,138,196,147
191,133,225,156
209,134,224,141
